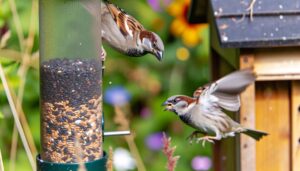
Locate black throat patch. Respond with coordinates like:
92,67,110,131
179,114,191,125
127,49,146,57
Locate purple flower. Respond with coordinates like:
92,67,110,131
147,0,161,11
163,0,171,6
145,132,164,151
191,156,212,171
147,0,171,11
104,86,131,106
140,107,151,118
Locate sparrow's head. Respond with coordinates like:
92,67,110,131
162,95,196,116
140,31,164,61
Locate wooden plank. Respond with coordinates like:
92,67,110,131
257,75,300,81
239,54,256,171
254,48,300,80
291,81,300,171
255,82,290,171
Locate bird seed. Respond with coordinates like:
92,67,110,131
40,58,102,163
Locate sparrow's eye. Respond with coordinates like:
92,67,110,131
173,98,181,103
153,42,158,49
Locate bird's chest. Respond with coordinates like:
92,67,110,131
180,110,216,135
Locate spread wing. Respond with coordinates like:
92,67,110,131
105,2,144,37
194,69,256,112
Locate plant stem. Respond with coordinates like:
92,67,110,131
106,147,114,171
124,135,146,171
9,126,18,171
8,0,24,51
0,149,4,171
114,106,146,171
0,64,36,171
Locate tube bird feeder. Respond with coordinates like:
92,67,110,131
37,0,106,170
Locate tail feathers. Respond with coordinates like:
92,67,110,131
242,129,268,141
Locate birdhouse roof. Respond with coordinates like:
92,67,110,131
189,0,300,48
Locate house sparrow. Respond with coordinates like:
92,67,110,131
162,69,268,146
81,0,164,61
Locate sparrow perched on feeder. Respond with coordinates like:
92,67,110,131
81,0,164,61
162,69,268,146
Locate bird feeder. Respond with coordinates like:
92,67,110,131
37,0,107,170
189,0,300,171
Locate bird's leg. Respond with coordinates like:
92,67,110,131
196,136,216,147
196,132,222,147
186,131,202,144
101,46,106,62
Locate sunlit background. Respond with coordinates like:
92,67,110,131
0,0,212,170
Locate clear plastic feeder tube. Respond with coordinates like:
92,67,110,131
39,0,102,163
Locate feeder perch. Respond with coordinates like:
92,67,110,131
37,0,106,170
189,0,300,171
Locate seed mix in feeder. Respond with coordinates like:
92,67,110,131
40,58,102,163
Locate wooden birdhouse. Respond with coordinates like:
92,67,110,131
189,0,300,171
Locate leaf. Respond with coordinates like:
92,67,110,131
0,19,4,27
0,111,4,119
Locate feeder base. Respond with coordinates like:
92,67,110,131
36,152,107,171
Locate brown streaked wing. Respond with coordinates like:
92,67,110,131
126,16,144,33
193,87,204,99
193,84,211,99
105,3,128,36
105,3,119,21
105,3,144,37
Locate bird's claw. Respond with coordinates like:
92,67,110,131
186,131,201,144
101,47,106,70
101,46,106,62
186,132,215,146
195,136,215,147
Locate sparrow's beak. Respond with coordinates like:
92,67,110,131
162,101,173,111
155,51,163,61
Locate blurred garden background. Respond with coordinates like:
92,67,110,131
0,0,212,170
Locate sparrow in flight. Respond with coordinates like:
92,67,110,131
163,69,268,146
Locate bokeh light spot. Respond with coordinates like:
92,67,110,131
176,47,190,61
191,156,212,171
104,86,131,106
145,132,164,151
182,29,200,47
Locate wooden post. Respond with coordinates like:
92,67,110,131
239,53,256,171
255,82,290,171
291,81,300,171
